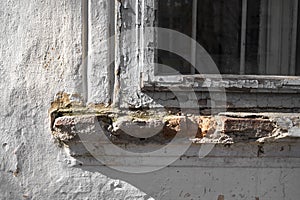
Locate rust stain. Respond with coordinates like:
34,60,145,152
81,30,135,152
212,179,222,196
196,116,216,138
49,92,71,131
217,195,225,200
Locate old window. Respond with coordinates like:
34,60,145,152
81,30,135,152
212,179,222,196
156,0,300,76
141,0,300,92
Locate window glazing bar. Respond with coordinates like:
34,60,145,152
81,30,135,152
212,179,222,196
240,0,248,75
191,0,197,75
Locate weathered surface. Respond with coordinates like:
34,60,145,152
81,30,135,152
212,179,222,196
1,0,300,199
87,0,114,104
52,108,300,145
0,1,151,199
49,109,300,199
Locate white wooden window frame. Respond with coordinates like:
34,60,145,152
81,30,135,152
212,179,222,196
140,0,300,93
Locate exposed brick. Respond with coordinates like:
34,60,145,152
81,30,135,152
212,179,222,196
194,116,216,138
221,117,275,141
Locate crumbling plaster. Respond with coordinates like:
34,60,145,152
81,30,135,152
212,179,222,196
1,0,300,200
0,0,150,199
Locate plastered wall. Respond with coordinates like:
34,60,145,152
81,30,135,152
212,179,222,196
1,0,300,200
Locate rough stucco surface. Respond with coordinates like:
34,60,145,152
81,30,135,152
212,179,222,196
0,1,149,199
87,0,113,104
1,0,300,200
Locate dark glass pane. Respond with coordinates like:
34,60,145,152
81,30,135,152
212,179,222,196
156,0,299,76
196,0,242,74
156,0,193,75
157,50,192,75
245,0,260,74
297,0,300,76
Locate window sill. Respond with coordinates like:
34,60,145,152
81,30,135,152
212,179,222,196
142,74,300,93
49,94,300,168
52,108,300,145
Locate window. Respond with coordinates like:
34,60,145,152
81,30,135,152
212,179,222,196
155,0,300,76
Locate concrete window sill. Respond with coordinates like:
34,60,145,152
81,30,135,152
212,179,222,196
52,111,300,145
49,93,300,168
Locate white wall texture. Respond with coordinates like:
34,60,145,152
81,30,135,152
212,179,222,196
0,0,148,199
1,0,300,200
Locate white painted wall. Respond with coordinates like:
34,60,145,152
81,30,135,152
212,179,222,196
0,0,149,199
1,0,300,200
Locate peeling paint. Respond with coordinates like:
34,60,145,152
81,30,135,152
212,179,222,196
49,95,300,145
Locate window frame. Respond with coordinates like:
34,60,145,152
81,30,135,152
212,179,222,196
140,0,300,93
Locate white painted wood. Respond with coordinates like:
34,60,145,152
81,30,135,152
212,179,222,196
191,0,198,75
240,0,248,75
88,0,112,104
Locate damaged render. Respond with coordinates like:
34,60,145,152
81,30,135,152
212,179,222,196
50,92,300,152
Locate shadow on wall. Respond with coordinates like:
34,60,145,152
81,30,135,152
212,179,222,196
70,142,300,200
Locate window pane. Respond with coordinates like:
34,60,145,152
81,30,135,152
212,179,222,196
196,0,242,74
157,0,243,75
155,0,299,76
156,0,193,75
297,0,300,76
245,0,260,74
